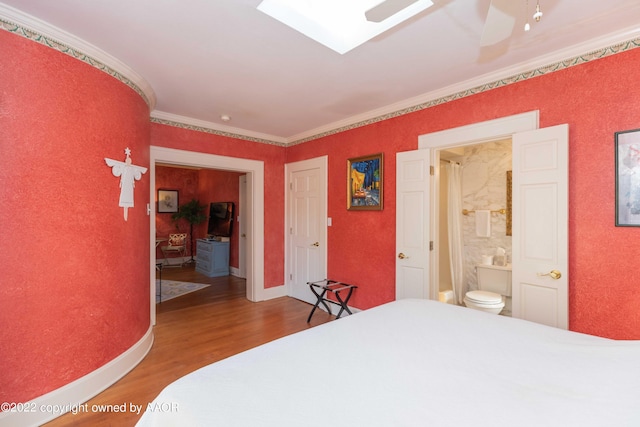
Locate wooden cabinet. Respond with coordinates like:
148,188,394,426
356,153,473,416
195,239,230,277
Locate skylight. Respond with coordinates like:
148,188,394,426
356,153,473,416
257,0,434,54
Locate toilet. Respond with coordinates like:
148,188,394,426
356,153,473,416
464,264,512,314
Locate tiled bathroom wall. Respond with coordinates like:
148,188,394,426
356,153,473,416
462,139,513,292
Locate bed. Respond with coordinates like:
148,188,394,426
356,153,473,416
136,299,640,426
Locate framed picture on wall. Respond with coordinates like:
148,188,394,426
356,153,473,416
347,153,383,211
615,128,640,226
158,189,179,213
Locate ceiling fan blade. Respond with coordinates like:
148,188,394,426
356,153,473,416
365,0,421,23
480,0,519,47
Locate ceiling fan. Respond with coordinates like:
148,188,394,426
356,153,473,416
480,0,542,47
365,0,540,47
258,0,540,53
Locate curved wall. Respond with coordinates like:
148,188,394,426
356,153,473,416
0,29,151,403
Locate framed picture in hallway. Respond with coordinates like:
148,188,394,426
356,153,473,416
615,128,640,226
347,153,383,211
158,189,179,213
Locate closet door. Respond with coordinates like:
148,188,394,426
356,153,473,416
395,149,431,300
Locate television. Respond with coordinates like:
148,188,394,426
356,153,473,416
207,202,234,238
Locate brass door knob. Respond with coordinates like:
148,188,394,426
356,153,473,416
311,242,319,247
537,270,562,280
398,253,409,259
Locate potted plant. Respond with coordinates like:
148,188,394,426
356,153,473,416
172,198,207,263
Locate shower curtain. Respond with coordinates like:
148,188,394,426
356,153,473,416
446,162,465,304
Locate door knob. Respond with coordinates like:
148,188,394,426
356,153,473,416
398,253,409,259
311,242,319,247
537,270,562,280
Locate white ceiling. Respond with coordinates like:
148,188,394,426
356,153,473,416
3,0,640,144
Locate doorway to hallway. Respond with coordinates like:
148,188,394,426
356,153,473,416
149,146,265,325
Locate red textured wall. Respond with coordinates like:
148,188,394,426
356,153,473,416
150,124,286,288
155,166,201,260
154,166,243,268
198,169,243,268
287,47,640,339
286,123,408,310
0,30,150,403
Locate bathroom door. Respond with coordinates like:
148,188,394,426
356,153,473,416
512,124,569,329
395,149,431,299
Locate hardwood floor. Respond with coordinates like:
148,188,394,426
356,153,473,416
45,263,332,426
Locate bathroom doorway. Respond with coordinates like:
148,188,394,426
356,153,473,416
397,111,569,328
436,139,513,315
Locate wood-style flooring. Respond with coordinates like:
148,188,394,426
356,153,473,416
44,263,332,426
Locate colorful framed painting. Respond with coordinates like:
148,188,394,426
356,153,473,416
157,189,179,213
615,128,640,226
347,153,383,211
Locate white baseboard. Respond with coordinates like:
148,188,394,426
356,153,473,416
261,284,287,300
0,327,154,427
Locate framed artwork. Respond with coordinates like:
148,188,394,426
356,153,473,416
615,128,640,226
157,189,179,213
347,153,383,210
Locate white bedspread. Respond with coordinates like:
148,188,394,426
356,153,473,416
137,299,640,426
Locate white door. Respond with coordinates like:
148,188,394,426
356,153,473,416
395,150,431,299
512,124,569,329
287,157,327,304
237,175,247,279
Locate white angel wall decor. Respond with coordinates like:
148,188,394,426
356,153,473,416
105,147,148,221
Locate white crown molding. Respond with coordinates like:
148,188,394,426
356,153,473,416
0,2,156,110
150,111,288,146
3,0,639,146
158,20,639,146
287,25,640,145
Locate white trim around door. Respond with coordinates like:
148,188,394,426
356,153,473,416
417,111,540,301
149,146,265,325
